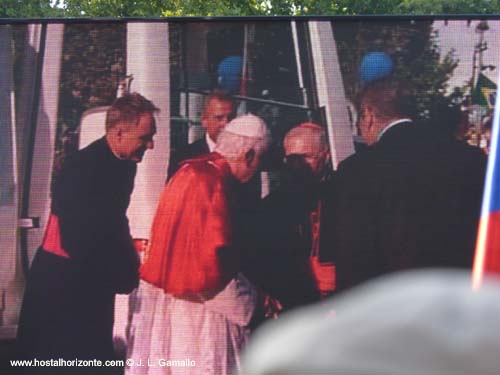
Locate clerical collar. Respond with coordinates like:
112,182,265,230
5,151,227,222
105,136,128,161
206,134,216,152
377,118,412,141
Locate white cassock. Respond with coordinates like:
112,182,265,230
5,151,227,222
125,273,257,375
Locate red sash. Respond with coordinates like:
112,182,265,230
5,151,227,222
309,201,335,295
41,213,70,258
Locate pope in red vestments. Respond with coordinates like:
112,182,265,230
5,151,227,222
141,152,235,296
126,114,271,375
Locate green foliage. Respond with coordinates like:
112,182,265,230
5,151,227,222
53,23,126,173
396,0,500,15
58,0,270,17
323,0,500,15
1,0,500,17
0,0,62,17
334,20,459,120
59,0,500,17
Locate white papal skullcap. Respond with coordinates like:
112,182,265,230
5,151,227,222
240,269,500,375
224,113,269,139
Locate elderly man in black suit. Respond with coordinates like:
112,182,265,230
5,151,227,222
244,123,335,315
167,90,235,178
331,78,486,292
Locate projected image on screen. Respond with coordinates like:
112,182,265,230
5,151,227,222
0,18,494,375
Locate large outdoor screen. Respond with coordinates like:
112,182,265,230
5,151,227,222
0,17,494,374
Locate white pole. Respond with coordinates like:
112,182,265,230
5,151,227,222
115,22,170,348
0,25,20,331
126,23,170,240
308,21,354,169
291,20,308,107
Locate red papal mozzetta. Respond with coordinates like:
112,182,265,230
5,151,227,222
140,152,237,295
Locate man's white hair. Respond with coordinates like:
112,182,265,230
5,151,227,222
215,114,271,160
284,122,328,152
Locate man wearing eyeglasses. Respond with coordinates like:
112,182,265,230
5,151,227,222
245,123,335,315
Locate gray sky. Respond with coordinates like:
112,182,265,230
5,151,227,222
434,19,500,92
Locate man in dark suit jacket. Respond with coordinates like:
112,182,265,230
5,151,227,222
167,91,234,179
244,123,335,313
331,79,487,293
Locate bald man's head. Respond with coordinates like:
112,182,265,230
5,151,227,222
283,123,330,178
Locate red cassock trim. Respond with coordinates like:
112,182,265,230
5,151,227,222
41,213,70,258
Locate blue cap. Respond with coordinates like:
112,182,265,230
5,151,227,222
359,52,394,84
217,55,243,94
